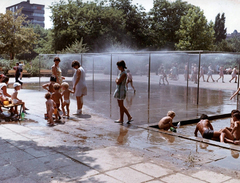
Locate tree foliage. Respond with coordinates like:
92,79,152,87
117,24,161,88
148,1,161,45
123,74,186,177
109,0,149,49
175,7,215,50
214,13,227,43
148,0,194,50
50,0,125,52
60,37,89,53
0,9,38,59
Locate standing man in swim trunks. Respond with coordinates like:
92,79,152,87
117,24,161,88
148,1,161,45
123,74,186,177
194,114,221,140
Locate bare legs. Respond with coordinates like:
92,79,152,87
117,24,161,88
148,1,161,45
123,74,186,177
117,99,132,122
207,75,215,82
76,95,83,114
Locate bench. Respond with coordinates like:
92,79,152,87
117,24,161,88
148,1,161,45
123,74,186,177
6,70,31,77
0,102,23,121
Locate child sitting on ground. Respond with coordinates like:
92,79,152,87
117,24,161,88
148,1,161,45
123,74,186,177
220,112,240,145
158,111,176,131
61,82,74,118
42,76,56,94
51,83,63,121
45,92,55,126
11,82,28,115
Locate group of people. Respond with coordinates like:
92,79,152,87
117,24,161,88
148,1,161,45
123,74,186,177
43,57,87,126
0,75,28,116
195,111,240,145
191,64,238,83
158,110,240,145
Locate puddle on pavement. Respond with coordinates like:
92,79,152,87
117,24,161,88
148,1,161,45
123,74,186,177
21,80,236,126
3,81,240,170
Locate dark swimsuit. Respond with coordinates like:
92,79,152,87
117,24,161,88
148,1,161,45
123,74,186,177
202,129,214,139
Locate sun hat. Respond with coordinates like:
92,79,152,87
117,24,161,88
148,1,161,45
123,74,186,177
13,82,21,88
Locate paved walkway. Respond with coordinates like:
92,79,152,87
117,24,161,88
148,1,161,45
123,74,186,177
0,86,240,182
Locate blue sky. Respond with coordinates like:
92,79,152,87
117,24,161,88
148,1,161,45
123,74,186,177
1,0,239,33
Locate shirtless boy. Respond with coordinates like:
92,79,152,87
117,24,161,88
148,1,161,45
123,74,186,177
220,112,240,145
51,83,63,120
158,111,176,131
42,76,56,94
61,82,74,118
194,114,221,140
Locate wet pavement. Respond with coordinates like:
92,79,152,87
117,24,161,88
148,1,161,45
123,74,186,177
0,76,240,182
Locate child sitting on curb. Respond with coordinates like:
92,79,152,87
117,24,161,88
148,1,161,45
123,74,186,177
61,82,74,119
11,82,28,115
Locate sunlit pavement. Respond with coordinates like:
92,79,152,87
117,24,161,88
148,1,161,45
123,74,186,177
0,76,240,182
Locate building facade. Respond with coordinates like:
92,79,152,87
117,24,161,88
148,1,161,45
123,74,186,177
6,0,45,28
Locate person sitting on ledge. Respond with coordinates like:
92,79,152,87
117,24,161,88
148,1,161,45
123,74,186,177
220,112,240,145
158,111,176,131
194,114,221,141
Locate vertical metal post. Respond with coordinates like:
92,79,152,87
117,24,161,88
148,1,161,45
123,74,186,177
187,56,189,100
92,57,94,82
237,58,240,110
197,52,201,105
81,54,83,65
39,55,41,91
148,54,151,124
110,54,113,95
110,54,113,118
148,53,151,98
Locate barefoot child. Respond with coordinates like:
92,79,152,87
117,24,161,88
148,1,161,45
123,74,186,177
158,111,176,131
51,83,63,121
220,112,240,144
45,92,55,126
61,82,74,118
11,82,28,115
42,76,56,94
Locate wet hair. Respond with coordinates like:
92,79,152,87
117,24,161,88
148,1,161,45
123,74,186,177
233,112,240,120
45,92,51,99
72,60,80,68
167,111,175,117
50,76,56,82
53,83,61,90
200,114,209,120
231,109,239,116
54,57,61,62
61,82,69,89
116,60,127,69
1,77,9,84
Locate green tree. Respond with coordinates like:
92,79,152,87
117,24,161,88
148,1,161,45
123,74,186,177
214,13,227,43
148,0,194,50
109,0,149,49
0,9,38,59
175,7,215,50
31,25,54,54
213,39,235,52
60,37,89,53
50,0,125,52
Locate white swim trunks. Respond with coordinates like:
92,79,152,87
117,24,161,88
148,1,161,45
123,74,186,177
64,100,70,104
